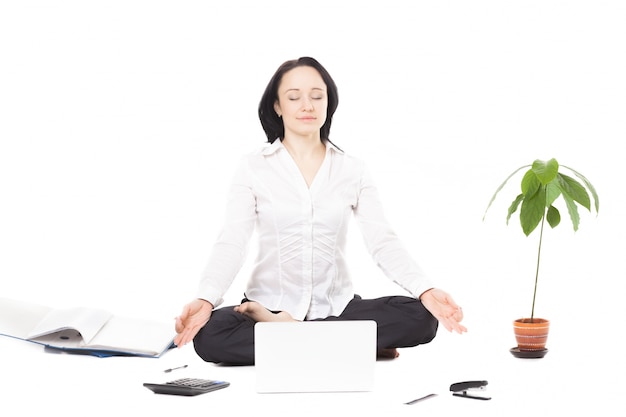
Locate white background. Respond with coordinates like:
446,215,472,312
2,2,625,415
1,0,624,361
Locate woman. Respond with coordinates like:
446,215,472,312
174,57,466,365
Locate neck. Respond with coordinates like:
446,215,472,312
282,135,325,159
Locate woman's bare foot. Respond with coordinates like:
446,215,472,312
377,348,400,359
234,301,296,323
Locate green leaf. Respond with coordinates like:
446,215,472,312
483,160,599,237
506,194,524,225
562,165,600,214
546,205,561,228
531,158,559,185
545,181,562,206
483,164,531,221
557,173,591,211
520,186,545,236
521,169,540,196
561,189,582,231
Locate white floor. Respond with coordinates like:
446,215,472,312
2,308,623,416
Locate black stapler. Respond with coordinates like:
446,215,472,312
450,380,491,400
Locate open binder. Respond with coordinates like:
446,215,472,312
0,297,175,358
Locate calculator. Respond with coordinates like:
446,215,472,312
143,377,230,396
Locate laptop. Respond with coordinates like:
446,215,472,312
254,320,377,393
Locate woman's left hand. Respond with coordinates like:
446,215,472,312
420,288,467,334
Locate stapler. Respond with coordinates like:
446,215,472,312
450,380,491,400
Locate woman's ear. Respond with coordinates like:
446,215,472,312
274,101,281,117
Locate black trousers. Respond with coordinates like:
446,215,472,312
193,295,439,365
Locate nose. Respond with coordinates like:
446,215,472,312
302,97,314,111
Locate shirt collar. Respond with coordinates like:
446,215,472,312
261,139,343,156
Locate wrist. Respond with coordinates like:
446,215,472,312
418,288,434,301
198,298,214,310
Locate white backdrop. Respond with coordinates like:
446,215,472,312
1,1,624,332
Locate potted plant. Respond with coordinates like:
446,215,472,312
483,158,599,358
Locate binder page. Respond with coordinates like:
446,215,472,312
86,315,175,356
27,307,112,343
0,297,53,339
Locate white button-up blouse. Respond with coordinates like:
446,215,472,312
197,139,433,320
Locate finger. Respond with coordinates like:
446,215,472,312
175,321,195,347
178,305,190,321
177,330,193,347
444,296,460,311
451,308,466,333
174,317,184,334
174,332,185,348
453,307,463,321
444,319,466,334
441,317,456,333
181,324,203,346
438,311,466,334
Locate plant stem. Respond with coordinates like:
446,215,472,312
531,214,546,322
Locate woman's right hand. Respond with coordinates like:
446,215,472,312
174,299,214,348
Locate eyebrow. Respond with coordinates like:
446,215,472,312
284,87,326,93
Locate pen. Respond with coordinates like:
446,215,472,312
405,393,438,405
164,364,188,373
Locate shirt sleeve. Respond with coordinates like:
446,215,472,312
352,163,434,299
196,156,257,307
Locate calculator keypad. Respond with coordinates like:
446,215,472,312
144,377,230,396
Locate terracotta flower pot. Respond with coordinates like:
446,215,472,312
513,318,550,351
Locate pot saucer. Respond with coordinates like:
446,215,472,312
510,347,548,359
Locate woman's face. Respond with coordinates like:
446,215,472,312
274,65,328,140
